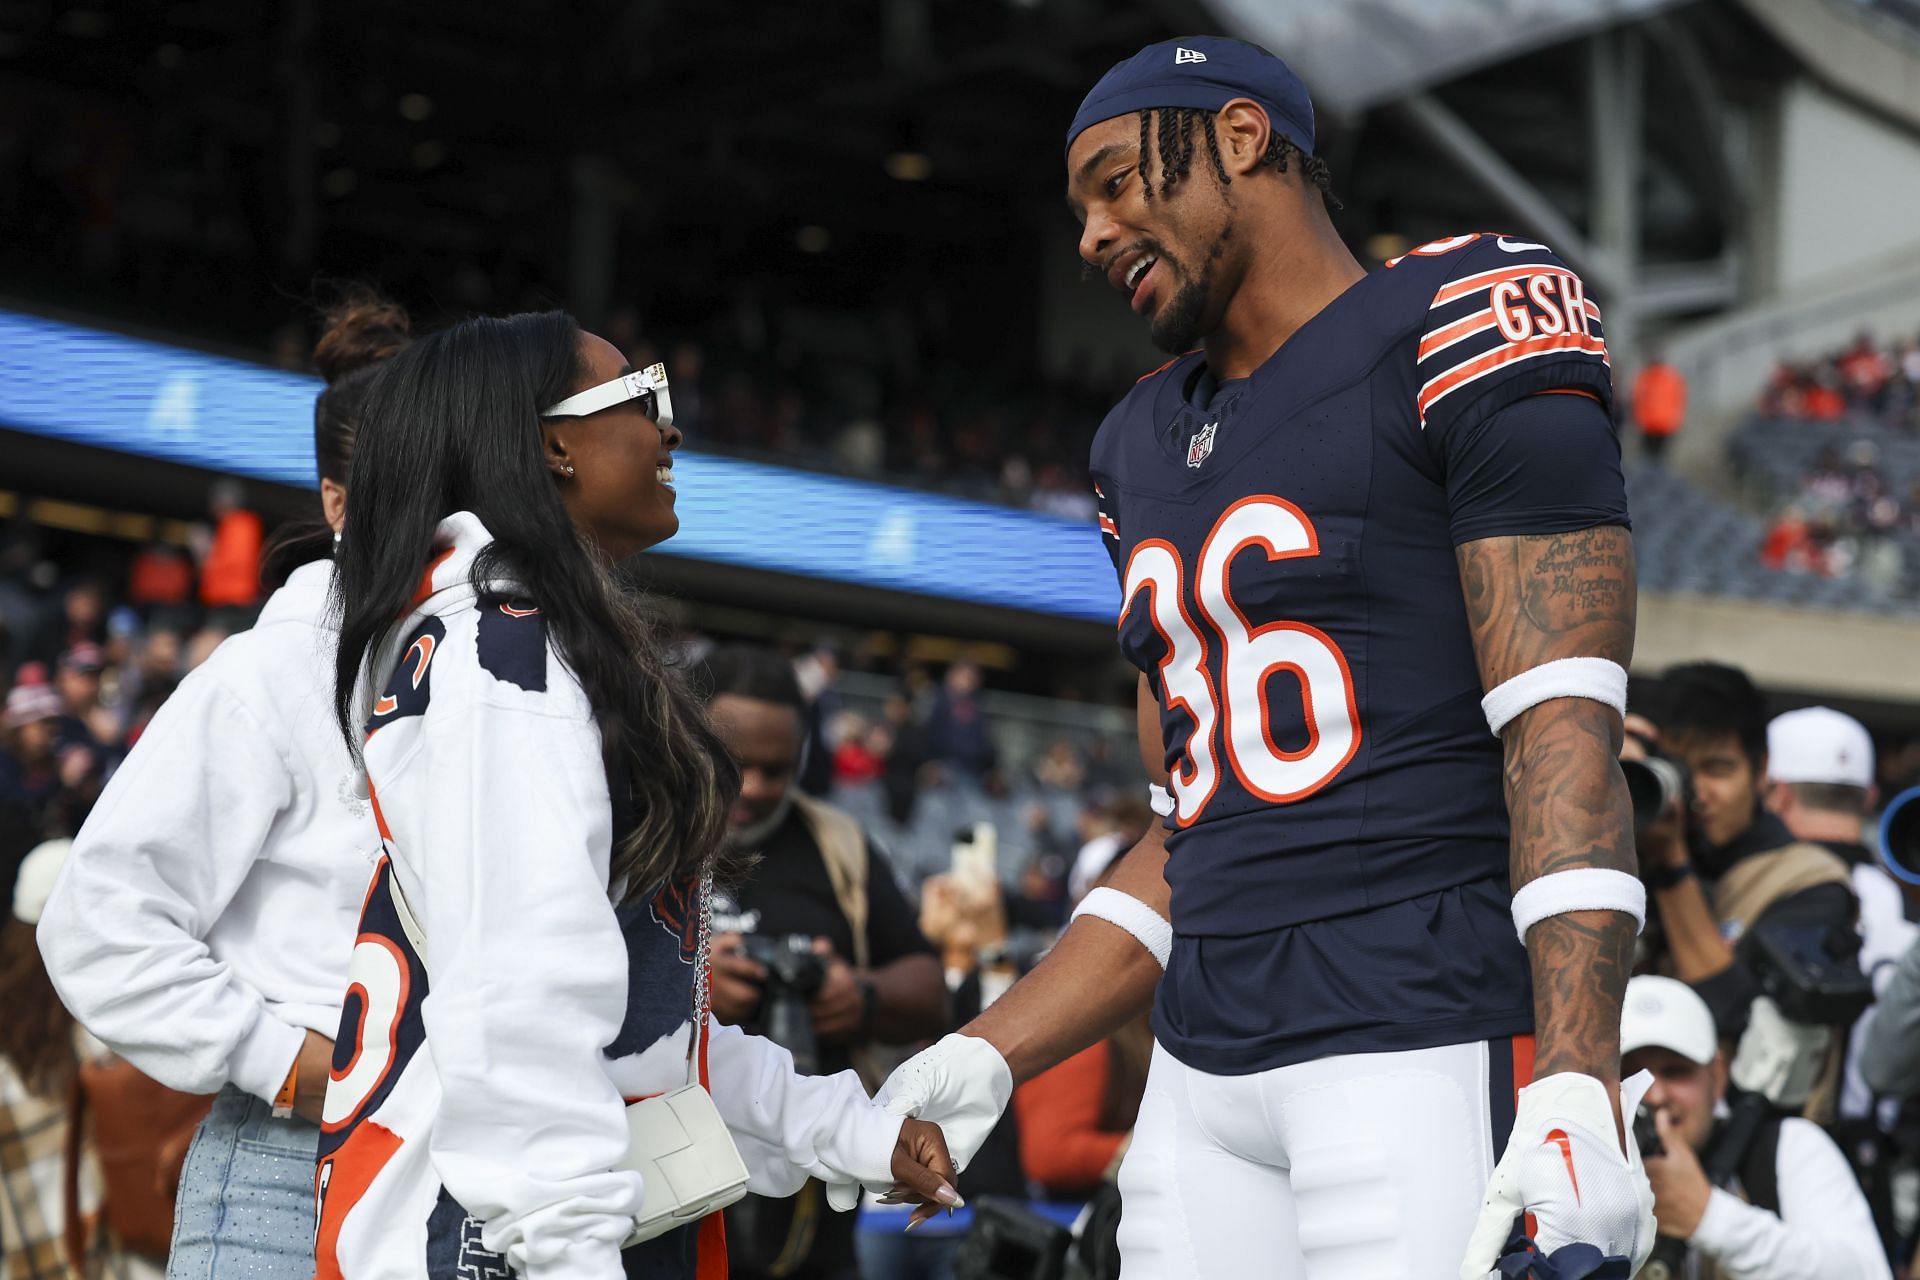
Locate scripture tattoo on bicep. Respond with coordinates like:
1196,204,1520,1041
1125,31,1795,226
1455,525,1636,688
1457,525,1640,1080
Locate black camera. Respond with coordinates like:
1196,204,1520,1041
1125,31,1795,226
1746,919,1872,1027
739,932,827,1075
1632,1106,1691,1280
954,1198,1071,1280
1633,1103,1664,1160
1620,754,1690,830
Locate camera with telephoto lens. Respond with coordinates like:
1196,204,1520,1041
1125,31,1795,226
739,932,827,1075
1620,754,1690,830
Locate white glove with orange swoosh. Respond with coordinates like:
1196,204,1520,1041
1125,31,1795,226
1458,1070,1657,1279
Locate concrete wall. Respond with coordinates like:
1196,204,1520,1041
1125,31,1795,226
1637,590,1920,711
1773,80,1920,292
1652,77,1920,472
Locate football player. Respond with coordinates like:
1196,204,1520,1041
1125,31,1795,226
842,36,1657,1280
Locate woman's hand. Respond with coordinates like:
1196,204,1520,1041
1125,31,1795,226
880,1117,961,1230
293,1029,335,1124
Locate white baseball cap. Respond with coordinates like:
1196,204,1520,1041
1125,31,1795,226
1621,974,1718,1066
1767,706,1874,789
12,838,72,925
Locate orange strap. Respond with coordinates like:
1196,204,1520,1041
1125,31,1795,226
273,1052,299,1119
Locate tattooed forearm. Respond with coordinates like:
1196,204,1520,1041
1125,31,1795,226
1508,699,1640,1079
1457,526,1639,1082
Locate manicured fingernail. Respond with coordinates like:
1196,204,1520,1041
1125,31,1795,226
905,1218,923,1233
935,1183,959,1206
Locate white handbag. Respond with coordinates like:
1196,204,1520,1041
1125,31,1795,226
621,872,750,1245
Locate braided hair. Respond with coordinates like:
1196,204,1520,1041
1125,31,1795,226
1137,107,1338,208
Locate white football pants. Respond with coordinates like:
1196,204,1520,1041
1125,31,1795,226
1115,1037,1529,1280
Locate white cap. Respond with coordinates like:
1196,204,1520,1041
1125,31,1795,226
12,838,71,925
1621,974,1718,1066
1767,706,1874,789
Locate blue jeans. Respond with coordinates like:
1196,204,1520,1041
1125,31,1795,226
167,1086,317,1280
855,1213,960,1280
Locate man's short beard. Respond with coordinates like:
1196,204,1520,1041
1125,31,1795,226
1150,272,1210,353
1148,221,1233,354
727,787,796,852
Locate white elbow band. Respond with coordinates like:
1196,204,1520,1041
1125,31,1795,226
1072,886,1172,970
1511,868,1646,942
1482,657,1627,737
1147,784,1174,818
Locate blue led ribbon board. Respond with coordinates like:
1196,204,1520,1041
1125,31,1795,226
0,308,1121,623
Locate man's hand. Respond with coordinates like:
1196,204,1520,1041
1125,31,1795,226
292,1029,334,1125
709,933,766,1026
1644,1107,1711,1239
1634,794,1689,873
808,941,865,1042
1460,1071,1658,1278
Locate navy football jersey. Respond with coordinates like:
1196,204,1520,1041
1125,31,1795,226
1089,233,1630,1073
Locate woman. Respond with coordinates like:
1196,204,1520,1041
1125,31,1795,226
2,839,105,1279
36,292,412,1279
321,312,955,1279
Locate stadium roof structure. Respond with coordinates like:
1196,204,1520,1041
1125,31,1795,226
1205,0,1684,115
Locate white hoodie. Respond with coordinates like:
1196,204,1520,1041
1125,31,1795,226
314,514,901,1280
38,557,375,1104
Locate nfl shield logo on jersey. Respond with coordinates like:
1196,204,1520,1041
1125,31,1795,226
1186,420,1218,469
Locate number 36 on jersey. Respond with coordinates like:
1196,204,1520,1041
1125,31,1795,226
1124,495,1361,826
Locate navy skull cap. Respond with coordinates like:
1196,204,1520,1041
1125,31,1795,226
1066,36,1315,161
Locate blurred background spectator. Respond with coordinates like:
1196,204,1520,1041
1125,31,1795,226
1633,350,1687,462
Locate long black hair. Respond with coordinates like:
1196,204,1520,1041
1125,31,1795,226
262,286,413,588
331,310,739,896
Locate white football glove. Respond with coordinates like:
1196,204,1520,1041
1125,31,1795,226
1458,1070,1657,1279
824,1033,1013,1212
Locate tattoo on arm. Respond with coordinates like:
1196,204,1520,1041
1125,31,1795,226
1457,525,1638,1083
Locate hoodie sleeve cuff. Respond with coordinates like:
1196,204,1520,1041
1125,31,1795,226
228,1008,309,1104
825,1084,905,1186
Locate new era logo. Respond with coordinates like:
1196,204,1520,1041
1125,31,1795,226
1174,47,1207,64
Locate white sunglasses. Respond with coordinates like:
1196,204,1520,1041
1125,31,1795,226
540,362,674,429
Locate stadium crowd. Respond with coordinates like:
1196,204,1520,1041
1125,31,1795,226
1739,332,1920,591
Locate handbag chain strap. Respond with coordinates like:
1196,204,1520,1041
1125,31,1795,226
686,870,713,1089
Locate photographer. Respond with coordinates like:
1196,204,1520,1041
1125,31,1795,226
1767,708,1919,1122
1623,975,1888,1279
701,645,948,1280
1632,664,1862,1121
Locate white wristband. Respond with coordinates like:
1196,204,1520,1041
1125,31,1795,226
1072,886,1172,970
1482,656,1627,737
1147,783,1174,818
1511,867,1646,942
